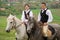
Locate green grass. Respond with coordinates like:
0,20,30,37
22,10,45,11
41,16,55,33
0,16,15,40
0,9,60,40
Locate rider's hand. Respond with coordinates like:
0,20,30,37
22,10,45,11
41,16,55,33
25,19,28,23
44,22,48,26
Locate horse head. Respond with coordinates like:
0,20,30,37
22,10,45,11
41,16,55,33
27,17,36,33
5,14,16,33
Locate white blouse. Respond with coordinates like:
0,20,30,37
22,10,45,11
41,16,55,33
21,10,33,22
37,9,53,23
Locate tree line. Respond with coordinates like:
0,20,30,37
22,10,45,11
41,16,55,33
0,0,60,16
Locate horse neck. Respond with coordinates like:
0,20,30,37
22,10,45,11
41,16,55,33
14,17,22,26
14,17,26,34
34,20,42,30
34,20,38,27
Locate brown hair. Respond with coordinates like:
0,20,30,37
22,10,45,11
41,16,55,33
24,4,30,7
41,2,46,6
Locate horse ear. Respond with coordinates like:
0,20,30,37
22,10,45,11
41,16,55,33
9,14,13,17
13,16,15,20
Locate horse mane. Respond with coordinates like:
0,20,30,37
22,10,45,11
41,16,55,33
33,18,38,27
31,18,42,31
32,18,41,29
14,16,21,22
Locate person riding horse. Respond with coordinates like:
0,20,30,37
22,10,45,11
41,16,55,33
21,4,34,40
37,2,53,40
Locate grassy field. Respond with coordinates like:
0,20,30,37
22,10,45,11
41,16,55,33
0,9,60,40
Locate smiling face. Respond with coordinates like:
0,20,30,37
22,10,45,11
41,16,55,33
24,4,30,10
5,15,14,33
41,2,46,10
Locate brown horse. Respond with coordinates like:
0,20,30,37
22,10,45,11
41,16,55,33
27,17,44,40
27,17,60,40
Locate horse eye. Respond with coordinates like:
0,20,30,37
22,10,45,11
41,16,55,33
10,22,12,23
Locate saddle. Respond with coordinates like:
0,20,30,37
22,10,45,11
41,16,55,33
48,25,57,38
48,25,55,35
42,25,57,39
40,23,56,37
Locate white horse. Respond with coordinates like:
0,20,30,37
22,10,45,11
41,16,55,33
5,14,28,40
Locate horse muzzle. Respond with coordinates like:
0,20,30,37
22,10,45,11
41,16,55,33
6,30,10,33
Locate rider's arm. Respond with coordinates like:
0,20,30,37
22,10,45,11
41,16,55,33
46,10,53,23
29,11,33,18
21,11,25,22
21,11,28,23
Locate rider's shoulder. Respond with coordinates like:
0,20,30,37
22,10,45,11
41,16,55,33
47,9,51,12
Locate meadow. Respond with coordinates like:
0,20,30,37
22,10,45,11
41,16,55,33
0,9,60,40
